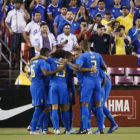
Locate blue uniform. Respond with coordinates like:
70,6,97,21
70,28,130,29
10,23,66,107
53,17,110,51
57,19,80,36
5,3,14,12
47,4,61,32
30,59,47,106
134,7,140,22
77,51,105,103
121,0,130,9
86,0,98,18
0,0,4,20
104,0,114,9
110,6,122,19
54,14,66,27
47,58,69,105
47,0,62,7
68,6,79,17
132,39,140,54
128,26,140,41
66,65,75,105
32,4,47,21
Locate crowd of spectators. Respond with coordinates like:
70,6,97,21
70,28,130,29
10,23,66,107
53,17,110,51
0,0,140,67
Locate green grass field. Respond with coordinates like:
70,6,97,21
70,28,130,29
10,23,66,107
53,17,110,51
0,127,140,140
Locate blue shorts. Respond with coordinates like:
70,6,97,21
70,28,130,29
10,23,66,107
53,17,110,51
68,85,75,105
44,86,50,107
48,85,69,105
81,79,101,103
30,86,45,106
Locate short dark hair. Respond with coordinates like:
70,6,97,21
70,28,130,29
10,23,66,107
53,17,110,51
73,47,82,52
97,24,105,29
65,51,73,59
111,21,120,29
135,17,140,21
40,48,49,56
51,49,66,58
40,22,48,27
80,40,89,50
118,25,125,30
34,11,41,16
61,5,68,9
80,19,87,24
98,0,104,4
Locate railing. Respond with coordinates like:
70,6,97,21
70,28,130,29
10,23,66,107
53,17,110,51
0,38,12,84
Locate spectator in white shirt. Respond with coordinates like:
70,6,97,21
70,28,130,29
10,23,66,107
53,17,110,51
57,23,78,52
5,0,30,67
32,22,56,56
23,11,42,60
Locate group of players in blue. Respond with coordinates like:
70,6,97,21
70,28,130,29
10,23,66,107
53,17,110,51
28,39,118,135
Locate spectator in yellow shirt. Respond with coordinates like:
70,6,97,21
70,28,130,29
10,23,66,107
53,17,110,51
101,10,114,35
116,0,134,35
15,66,31,86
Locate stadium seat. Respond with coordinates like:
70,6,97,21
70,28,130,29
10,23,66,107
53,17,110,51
107,67,125,76
115,76,134,85
125,68,140,76
20,43,29,62
134,76,140,85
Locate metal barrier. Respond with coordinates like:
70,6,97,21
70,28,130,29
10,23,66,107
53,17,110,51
0,38,12,84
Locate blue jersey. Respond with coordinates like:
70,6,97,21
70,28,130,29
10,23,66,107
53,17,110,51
5,3,14,12
54,14,66,27
68,6,79,17
128,26,140,41
87,0,98,18
32,4,46,21
104,0,114,9
66,65,74,87
110,6,122,19
132,39,140,54
77,51,105,84
134,7,140,22
47,0,62,7
48,58,67,86
43,62,51,87
121,0,130,9
30,59,47,88
0,0,4,20
75,57,83,85
57,19,80,36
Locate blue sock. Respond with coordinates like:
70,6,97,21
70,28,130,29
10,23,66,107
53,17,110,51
80,108,82,130
92,107,96,115
50,111,55,130
81,106,89,130
63,110,70,131
52,109,59,130
43,113,49,131
60,111,66,128
103,105,117,126
31,108,43,132
69,109,74,129
37,112,46,130
96,107,104,130
88,108,91,129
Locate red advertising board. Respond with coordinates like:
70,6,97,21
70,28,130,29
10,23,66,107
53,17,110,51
73,90,140,127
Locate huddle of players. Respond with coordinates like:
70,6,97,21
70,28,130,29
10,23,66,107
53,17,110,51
28,39,118,135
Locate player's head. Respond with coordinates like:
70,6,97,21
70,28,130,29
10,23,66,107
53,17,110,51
50,49,66,58
104,10,111,21
65,51,74,62
135,17,140,28
35,0,42,4
116,25,125,36
13,0,23,10
61,6,68,15
98,0,105,10
40,22,48,34
66,10,74,21
111,21,120,30
52,0,58,5
114,0,121,5
73,48,82,58
34,11,41,22
97,24,105,35
121,6,129,16
40,48,50,57
80,40,90,52
70,0,77,6
63,23,71,34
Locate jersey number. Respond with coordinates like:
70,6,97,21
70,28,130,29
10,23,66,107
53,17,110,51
31,65,35,77
56,64,66,77
91,60,97,73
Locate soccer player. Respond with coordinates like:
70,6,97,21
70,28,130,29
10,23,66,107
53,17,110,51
29,48,65,135
76,40,106,134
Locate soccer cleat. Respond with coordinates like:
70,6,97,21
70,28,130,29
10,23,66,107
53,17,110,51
27,125,31,131
55,129,61,135
70,128,76,134
30,131,43,135
100,129,104,134
107,125,119,133
80,129,88,134
93,129,100,134
66,131,71,135
87,129,92,134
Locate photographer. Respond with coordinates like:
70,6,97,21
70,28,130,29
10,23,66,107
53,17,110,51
110,25,131,55
57,23,78,52
74,19,91,43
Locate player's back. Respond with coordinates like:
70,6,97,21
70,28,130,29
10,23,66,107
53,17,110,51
30,59,45,88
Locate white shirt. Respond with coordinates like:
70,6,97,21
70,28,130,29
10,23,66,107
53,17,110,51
33,32,56,56
57,33,78,52
5,9,27,33
24,21,41,46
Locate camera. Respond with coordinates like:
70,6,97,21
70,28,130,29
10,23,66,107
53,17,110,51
83,24,87,27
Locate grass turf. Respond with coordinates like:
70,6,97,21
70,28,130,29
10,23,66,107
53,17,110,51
0,127,140,140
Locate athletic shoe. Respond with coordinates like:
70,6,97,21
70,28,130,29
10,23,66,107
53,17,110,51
107,125,119,133
100,129,104,134
87,129,92,134
27,125,31,131
30,131,43,135
70,129,76,134
80,129,88,134
55,130,61,135
75,129,81,134
66,131,71,134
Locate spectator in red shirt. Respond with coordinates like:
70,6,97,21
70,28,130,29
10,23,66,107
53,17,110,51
74,19,91,43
